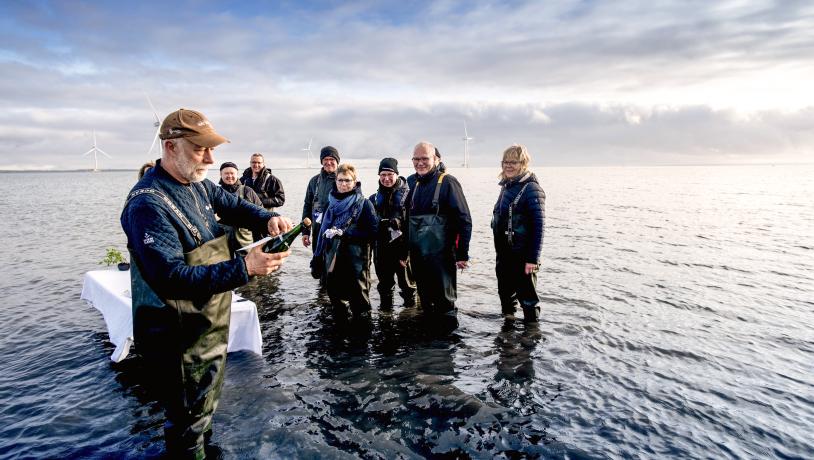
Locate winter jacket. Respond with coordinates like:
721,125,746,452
328,183,379,244
121,160,275,300
368,176,410,244
240,167,285,209
406,165,472,261
301,168,337,221
492,171,546,263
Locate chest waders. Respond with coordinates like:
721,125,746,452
125,187,232,459
408,173,457,312
323,195,371,313
229,184,254,247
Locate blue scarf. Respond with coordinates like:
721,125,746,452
314,186,363,257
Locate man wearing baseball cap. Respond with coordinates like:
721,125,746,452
121,108,293,458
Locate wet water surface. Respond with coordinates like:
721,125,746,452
0,165,812,459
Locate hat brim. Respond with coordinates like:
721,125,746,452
186,131,230,148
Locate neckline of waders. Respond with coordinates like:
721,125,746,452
411,172,446,216
126,187,204,246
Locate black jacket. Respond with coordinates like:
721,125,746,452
368,176,409,243
302,168,336,221
406,166,472,261
492,172,546,263
240,167,285,209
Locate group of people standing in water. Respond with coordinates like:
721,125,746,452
122,108,545,458
300,141,546,325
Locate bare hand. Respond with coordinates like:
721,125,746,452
267,216,293,237
303,234,311,247
456,260,469,270
525,263,538,275
244,244,290,276
399,259,407,268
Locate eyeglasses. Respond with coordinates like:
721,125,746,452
502,160,520,166
412,157,432,163
336,178,353,183
250,161,263,164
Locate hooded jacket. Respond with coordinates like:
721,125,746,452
240,167,285,209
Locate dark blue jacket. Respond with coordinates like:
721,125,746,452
492,172,546,263
406,165,472,261
121,161,275,300
368,176,409,243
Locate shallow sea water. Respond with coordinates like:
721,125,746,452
0,164,812,459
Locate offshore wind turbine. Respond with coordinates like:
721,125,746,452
462,121,473,168
145,93,161,157
302,138,313,168
82,130,111,172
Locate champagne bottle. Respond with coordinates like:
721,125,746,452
263,218,311,253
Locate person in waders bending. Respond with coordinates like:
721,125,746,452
401,142,472,324
121,108,292,459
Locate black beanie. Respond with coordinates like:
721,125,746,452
378,157,398,174
320,146,340,162
220,161,238,171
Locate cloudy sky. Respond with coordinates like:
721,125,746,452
1,0,812,170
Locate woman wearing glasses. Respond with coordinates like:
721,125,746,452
313,163,378,316
492,144,546,322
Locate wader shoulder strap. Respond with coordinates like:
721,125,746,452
125,187,203,246
409,173,446,215
507,182,530,246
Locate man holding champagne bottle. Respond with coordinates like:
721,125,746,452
121,108,292,459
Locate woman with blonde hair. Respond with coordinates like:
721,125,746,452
491,144,546,322
313,163,378,315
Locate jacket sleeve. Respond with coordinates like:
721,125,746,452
245,187,264,208
524,184,546,263
445,177,473,261
302,176,316,221
121,196,250,299
210,183,276,236
261,175,285,208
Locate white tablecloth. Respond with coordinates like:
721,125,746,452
81,270,263,361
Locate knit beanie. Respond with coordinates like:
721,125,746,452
378,157,398,174
320,146,340,162
220,161,238,171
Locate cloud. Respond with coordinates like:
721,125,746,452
0,0,812,169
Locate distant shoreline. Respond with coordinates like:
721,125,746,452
1,162,812,173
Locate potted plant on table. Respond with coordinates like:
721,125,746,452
100,248,130,271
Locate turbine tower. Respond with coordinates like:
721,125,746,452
145,93,161,157
302,138,313,168
82,130,111,172
462,121,473,168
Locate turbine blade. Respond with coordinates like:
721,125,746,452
145,93,160,121
97,148,112,158
82,148,95,156
147,129,160,155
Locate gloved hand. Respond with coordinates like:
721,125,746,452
323,227,344,239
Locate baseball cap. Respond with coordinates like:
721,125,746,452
159,108,229,148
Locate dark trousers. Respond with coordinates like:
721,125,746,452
412,253,457,313
495,247,539,320
326,241,372,313
373,242,415,302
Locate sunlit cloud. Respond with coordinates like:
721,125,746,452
0,0,812,169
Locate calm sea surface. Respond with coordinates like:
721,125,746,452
0,165,811,459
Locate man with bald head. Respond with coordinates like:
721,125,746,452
402,142,472,322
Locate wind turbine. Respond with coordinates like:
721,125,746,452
82,130,111,172
145,93,161,157
302,138,313,168
462,121,473,168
